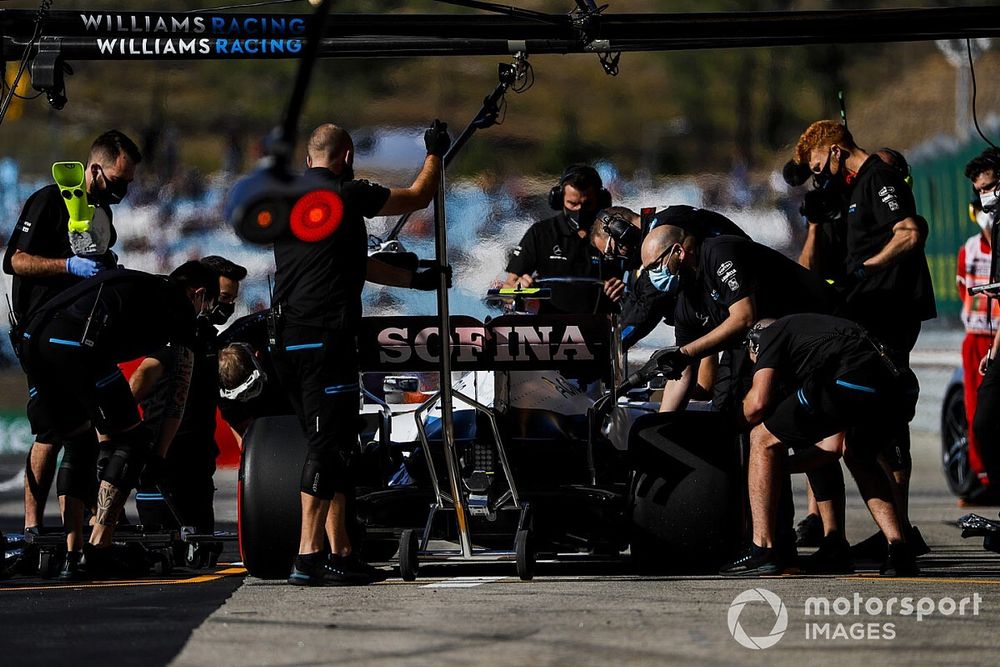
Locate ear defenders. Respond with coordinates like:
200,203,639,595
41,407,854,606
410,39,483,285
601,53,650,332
598,210,641,253
548,165,612,211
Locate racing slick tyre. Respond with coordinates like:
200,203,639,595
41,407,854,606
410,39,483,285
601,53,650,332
941,384,980,499
515,528,535,581
627,412,742,573
399,528,419,582
239,416,307,579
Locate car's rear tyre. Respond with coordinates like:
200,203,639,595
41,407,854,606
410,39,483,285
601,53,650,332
239,415,307,579
941,386,979,498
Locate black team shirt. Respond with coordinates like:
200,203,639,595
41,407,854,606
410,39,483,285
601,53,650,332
505,213,610,314
673,235,839,349
272,168,390,331
2,184,116,323
840,155,936,349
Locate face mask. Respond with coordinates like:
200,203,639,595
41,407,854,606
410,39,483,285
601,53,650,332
91,170,128,206
977,209,994,235
648,263,680,295
209,301,236,325
565,208,597,230
981,190,999,213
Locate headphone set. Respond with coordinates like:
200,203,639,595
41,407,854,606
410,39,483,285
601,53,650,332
547,164,612,211
597,209,641,253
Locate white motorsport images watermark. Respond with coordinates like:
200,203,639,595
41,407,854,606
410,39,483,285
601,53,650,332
727,589,984,648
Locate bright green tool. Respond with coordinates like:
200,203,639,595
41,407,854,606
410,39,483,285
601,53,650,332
52,161,93,233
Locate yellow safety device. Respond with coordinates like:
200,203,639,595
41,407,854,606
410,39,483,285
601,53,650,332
52,161,93,234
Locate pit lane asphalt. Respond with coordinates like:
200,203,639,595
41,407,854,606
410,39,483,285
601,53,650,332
3,329,999,666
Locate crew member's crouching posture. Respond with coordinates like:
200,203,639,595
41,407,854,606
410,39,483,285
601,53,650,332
721,314,920,577
15,263,216,579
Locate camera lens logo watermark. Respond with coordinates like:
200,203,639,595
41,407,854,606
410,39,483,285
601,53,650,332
728,588,788,650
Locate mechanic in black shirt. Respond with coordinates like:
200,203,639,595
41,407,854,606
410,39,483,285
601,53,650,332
620,205,749,350
720,314,920,577
15,263,216,578
504,165,625,313
2,130,141,549
793,120,935,555
641,225,838,413
275,121,450,586
131,256,247,534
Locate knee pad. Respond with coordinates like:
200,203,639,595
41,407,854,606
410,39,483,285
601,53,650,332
56,431,99,504
300,452,352,499
807,461,846,503
99,425,153,492
880,428,912,472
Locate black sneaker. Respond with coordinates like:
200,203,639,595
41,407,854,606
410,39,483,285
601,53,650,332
720,543,781,576
802,532,854,574
330,553,388,583
880,541,919,577
58,551,86,581
795,513,824,548
288,552,379,586
908,526,930,556
850,530,888,562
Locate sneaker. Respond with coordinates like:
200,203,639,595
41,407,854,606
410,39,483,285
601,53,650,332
58,551,86,581
802,532,854,574
720,543,781,576
795,513,824,548
880,541,919,577
908,526,930,556
330,553,388,583
850,530,888,562
853,526,929,562
287,552,379,586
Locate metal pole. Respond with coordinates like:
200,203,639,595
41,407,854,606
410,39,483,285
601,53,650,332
432,160,473,558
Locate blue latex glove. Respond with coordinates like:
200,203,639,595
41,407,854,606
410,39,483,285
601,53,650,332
66,256,103,278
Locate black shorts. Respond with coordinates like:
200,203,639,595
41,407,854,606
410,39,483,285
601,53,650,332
19,318,140,437
764,365,918,454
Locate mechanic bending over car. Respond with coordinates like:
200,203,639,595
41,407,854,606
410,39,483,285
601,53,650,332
721,315,920,577
503,165,626,313
638,221,841,566
966,148,1000,494
273,120,451,586
611,205,745,401
792,120,935,561
14,262,217,579
129,256,247,535
2,131,141,557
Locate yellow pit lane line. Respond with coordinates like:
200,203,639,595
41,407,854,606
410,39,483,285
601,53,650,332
0,566,246,592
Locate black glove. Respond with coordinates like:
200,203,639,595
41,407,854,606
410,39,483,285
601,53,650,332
410,264,452,291
424,119,451,158
138,453,166,489
623,345,691,389
800,188,843,225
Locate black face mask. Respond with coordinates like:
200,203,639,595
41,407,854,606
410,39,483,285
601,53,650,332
565,207,597,231
91,173,129,206
813,148,842,191
209,301,236,325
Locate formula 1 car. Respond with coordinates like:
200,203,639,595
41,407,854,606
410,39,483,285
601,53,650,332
237,302,744,580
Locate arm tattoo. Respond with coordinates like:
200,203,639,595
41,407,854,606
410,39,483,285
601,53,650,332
95,482,124,527
164,346,194,420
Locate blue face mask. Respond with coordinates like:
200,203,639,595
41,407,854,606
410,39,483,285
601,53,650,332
648,263,680,295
